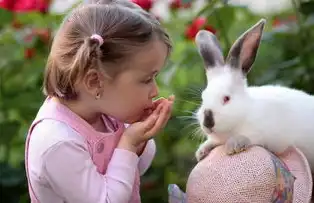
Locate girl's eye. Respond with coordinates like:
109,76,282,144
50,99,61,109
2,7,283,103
223,95,230,105
142,73,158,84
143,78,153,84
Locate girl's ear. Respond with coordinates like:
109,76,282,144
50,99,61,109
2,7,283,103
83,69,105,94
225,19,266,75
195,30,224,69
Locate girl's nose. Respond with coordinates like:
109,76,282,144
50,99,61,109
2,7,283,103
150,82,159,99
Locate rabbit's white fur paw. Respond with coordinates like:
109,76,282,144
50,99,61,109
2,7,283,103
195,139,219,162
225,136,251,155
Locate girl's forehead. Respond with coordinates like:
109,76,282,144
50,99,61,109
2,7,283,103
126,40,168,73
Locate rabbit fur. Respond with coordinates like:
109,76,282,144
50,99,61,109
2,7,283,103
194,19,314,173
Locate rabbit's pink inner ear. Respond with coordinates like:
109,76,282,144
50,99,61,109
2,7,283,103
226,19,265,74
240,29,264,73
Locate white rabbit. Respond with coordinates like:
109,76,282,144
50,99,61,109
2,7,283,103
193,19,314,172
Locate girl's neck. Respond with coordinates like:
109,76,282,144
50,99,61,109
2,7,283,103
53,97,102,126
54,97,110,133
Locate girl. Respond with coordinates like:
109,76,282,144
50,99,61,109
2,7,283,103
24,1,174,203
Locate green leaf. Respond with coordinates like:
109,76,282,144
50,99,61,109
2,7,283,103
0,121,20,144
300,1,314,16
207,5,236,33
195,0,220,17
0,9,13,27
0,161,25,187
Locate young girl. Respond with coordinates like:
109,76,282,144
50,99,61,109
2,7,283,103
24,1,174,202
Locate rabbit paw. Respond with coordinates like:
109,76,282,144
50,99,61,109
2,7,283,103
225,136,251,155
195,140,219,162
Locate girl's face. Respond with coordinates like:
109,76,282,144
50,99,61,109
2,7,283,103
96,40,168,124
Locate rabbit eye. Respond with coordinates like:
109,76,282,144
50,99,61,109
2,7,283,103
223,96,230,104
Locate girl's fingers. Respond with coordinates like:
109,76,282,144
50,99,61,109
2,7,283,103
152,95,174,110
141,104,162,132
159,102,173,129
142,95,175,138
152,97,166,109
168,94,175,102
142,113,158,132
145,103,169,137
141,97,167,121
153,102,163,114
140,109,153,121
153,95,175,106
164,102,173,125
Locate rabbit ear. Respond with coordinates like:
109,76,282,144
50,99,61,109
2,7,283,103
195,30,224,69
226,19,266,74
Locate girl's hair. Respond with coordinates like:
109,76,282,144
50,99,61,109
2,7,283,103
43,0,172,100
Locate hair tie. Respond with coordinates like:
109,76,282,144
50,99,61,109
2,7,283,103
90,34,104,46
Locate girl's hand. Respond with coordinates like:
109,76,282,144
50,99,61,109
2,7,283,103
117,95,175,153
136,141,147,156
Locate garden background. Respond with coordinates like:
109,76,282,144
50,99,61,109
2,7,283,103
0,0,314,202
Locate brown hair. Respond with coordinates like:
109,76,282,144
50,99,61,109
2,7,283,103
43,0,172,100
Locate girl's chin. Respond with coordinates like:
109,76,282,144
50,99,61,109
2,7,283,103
118,109,151,124
123,114,144,124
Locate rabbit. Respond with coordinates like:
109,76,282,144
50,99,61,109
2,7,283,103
193,18,314,173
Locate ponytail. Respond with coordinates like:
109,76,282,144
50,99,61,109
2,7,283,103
43,35,103,100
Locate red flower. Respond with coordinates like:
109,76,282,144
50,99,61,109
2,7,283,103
272,15,297,28
185,17,216,40
272,18,282,27
0,0,15,10
24,48,35,59
131,0,153,11
0,0,51,13
170,0,192,10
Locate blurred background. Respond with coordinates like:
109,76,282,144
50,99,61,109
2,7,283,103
0,0,313,202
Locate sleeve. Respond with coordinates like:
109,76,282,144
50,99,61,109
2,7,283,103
138,139,156,176
124,123,156,175
42,141,139,203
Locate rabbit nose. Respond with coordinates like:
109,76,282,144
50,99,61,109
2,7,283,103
203,109,214,129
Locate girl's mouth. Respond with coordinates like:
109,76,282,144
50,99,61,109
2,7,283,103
138,107,153,121
144,107,153,115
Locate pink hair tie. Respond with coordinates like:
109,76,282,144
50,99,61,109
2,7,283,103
90,34,104,46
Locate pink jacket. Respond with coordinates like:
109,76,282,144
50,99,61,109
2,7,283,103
25,97,156,203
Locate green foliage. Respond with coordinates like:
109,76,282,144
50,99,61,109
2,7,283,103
0,0,314,202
